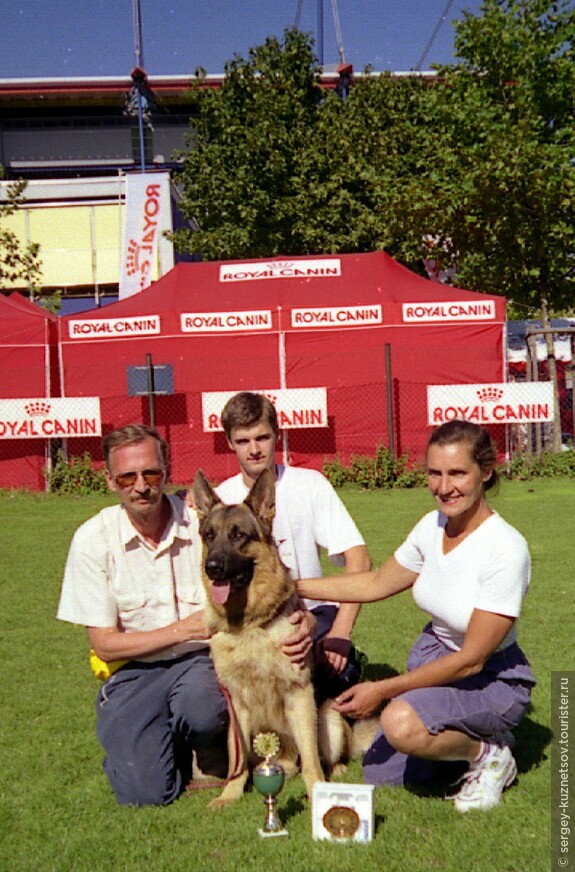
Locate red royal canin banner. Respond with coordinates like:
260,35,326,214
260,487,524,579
119,173,172,299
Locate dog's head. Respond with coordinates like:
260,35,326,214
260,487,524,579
193,468,277,609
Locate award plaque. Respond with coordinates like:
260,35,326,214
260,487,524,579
312,783,375,842
322,805,361,838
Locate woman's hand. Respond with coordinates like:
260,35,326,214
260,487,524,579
332,681,387,719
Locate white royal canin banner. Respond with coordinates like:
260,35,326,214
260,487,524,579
0,398,101,440
291,304,382,329
119,172,172,299
403,300,496,322
67,314,161,340
181,310,273,333
202,388,328,431
427,382,554,426
219,258,341,282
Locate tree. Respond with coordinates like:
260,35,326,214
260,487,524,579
173,5,575,292
36,289,62,314
0,178,43,292
419,0,575,450
172,29,327,260
289,70,443,262
172,29,441,262
431,1,575,305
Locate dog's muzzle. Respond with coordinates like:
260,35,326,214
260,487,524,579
205,553,254,605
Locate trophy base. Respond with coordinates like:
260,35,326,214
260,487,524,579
258,828,289,839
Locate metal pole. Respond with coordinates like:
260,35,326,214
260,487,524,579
146,353,156,429
277,307,289,466
133,0,144,68
528,335,543,456
89,205,100,306
317,0,324,65
385,343,395,456
136,91,146,172
330,0,346,64
571,337,575,444
525,335,532,455
132,0,146,172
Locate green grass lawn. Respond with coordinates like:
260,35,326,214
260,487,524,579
0,480,567,872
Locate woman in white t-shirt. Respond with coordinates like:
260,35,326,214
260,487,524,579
297,420,535,813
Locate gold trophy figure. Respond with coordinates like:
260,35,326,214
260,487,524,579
252,732,288,838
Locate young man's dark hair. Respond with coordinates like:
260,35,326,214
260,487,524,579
220,392,279,441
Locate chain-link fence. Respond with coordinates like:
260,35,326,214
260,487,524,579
3,368,573,492
507,361,574,453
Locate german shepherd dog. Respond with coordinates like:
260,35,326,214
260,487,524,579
193,468,372,809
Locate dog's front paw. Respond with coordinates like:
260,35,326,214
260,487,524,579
277,758,299,780
208,794,238,810
207,774,248,809
327,762,348,777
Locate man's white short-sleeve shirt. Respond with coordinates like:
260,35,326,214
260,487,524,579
57,495,207,661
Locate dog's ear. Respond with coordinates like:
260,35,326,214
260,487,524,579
192,470,221,517
244,469,275,532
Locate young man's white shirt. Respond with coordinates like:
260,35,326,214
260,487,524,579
215,464,366,611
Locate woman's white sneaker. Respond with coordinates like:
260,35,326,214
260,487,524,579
451,743,518,813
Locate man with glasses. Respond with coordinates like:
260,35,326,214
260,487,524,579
57,424,228,806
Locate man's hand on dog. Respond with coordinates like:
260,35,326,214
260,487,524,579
282,609,315,667
177,609,212,641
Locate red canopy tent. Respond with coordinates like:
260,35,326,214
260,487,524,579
59,251,506,483
0,293,59,489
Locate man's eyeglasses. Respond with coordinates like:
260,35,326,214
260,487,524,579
112,468,165,489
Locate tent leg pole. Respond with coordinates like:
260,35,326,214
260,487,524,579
385,343,395,457
278,324,289,466
146,353,155,429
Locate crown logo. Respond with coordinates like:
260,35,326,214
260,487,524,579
25,401,51,417
268,262,293,271
477,387,503,403
125,239,141,276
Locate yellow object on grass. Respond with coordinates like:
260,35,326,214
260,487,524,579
89,649,129,681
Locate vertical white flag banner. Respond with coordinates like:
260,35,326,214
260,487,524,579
119,172,172,299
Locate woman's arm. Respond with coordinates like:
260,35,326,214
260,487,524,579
333,608,515,718
297,555,418,604
317,544,371,672
328,543,371,639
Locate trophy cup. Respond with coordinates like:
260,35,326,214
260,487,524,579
252,732,288,838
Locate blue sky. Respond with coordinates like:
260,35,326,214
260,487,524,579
1,0,485,79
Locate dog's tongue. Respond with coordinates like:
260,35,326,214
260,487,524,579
211,582,231,605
